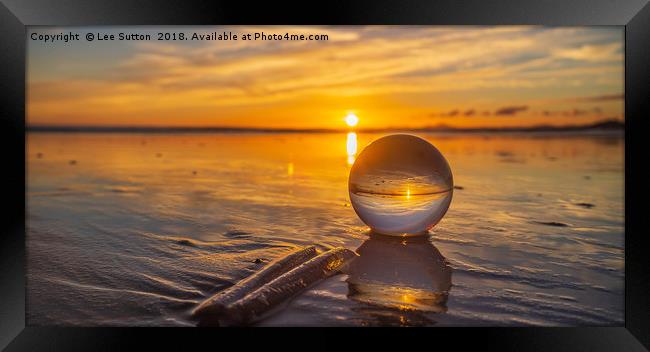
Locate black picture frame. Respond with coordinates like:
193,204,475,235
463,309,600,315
1,0,648,350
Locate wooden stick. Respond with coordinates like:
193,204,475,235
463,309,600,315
192,245,317,326
219,247,357,326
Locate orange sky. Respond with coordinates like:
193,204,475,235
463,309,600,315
27,26,624,129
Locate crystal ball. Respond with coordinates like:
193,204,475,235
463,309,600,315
348,134,453,236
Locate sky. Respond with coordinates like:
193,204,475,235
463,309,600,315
27,26,624,129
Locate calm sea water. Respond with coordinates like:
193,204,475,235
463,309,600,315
26,132,624,326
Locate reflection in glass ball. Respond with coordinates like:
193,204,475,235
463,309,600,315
348,134,453,236
346,234,452,316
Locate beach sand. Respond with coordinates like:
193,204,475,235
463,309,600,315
26,131,624,326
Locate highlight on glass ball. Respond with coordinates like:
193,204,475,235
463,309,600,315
348,134,453,236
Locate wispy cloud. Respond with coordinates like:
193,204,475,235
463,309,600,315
553,43,622,62
495,105,529,116
27,26,624,128
571,93,623,102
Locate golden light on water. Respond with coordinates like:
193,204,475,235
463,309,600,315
347,132,357,155
345,113,359,127
401,294,416,305
406,187,411,200
346,132,358,165
287,162,294,176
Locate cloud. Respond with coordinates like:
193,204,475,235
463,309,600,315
430,109,460,118
495,105,529,116
565,108,589,116
542,107,604,117
431,106,532,118
572,93,623,102
27,26,625,127
431,104,606,119
553,43,622,62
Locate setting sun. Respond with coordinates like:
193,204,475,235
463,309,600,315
345,113,359,127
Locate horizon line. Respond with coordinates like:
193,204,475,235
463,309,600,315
27,118,624,134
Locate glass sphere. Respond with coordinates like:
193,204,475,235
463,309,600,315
348,134,453,236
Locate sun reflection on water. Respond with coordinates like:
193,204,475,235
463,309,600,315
346,132,358,165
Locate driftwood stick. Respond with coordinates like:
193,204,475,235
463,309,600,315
219,247,358,326
192,245,317,325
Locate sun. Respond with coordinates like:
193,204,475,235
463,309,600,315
345,113,359,127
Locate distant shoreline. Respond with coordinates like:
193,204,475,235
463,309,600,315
27,119,624,134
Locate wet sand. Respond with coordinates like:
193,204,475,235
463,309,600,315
27,131,624,326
